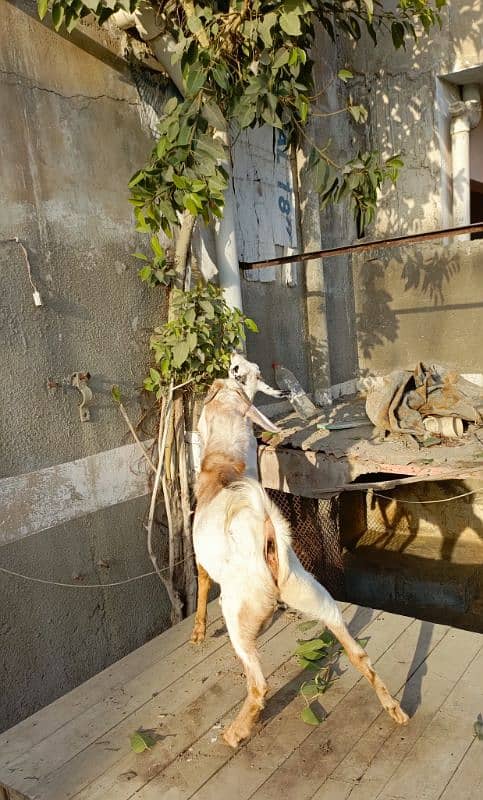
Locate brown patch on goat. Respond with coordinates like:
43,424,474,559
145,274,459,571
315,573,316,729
196,450,245,507
263,516,279,586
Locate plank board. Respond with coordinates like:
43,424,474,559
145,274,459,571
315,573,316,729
0,604,481,800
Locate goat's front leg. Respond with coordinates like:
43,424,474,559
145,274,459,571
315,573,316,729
190,564,211,644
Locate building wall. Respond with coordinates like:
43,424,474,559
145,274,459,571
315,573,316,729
312,0,483,382
0,1,171,731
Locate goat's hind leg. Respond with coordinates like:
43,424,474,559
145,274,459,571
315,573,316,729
279,564,408,725
190,564,211,644
326,618,408,724
221,594,274,748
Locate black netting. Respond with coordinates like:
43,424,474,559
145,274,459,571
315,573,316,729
266,489,345,599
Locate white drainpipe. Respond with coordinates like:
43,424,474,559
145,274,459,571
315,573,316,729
449,84,482,236
112,7,243,310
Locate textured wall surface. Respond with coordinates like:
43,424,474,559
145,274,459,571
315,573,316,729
0,0,170,731
313,1,483,383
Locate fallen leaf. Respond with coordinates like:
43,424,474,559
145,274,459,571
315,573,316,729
298,620,318,632
130,730,156,753
474,715,483,740
301,706,322,726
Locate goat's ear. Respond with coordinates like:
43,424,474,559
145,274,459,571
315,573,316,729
245,404,280,433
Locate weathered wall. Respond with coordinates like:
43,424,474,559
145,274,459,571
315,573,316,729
353,239,483,374
0,1,170,731
312,0,483,383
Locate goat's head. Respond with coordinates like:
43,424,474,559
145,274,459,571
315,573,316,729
229,352,289,402
202,378,280,434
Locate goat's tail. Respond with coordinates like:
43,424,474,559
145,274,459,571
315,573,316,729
224,478,343,630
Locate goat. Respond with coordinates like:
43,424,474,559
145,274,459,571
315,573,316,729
191,376,409,748
190,353,286,646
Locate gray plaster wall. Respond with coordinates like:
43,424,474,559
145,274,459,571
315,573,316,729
0,1,170,730
313,1,483,382
242,269,311,396
353,239,483,375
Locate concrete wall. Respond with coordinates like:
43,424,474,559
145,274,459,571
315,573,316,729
0,1,171,731
311,0,483,384
353,239,483,375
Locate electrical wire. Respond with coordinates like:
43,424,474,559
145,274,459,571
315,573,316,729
373,488,482,505
0,553,194,589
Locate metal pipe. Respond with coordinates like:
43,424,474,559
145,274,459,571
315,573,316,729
240,221,483,271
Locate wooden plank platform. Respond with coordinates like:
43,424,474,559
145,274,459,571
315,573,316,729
0,602,481,800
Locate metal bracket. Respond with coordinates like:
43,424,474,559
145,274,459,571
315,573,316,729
71,372,93,422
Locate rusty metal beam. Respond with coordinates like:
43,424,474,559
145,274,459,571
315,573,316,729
240,221,483,271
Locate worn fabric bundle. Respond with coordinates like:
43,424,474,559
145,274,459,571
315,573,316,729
365,363,483,441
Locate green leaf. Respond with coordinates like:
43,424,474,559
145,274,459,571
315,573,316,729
474,715,483,740
128,171,145,189
272,48,290,71
338,69,353,82
111,385,121,404
185,68,207,96
212,64,229,90
164,96,178,115
391,21,405,49
51,2,65,30
199,300,214,318
185,308,196,325
172,340,190,369
362,0,374,22
187,15,202,34
295,638,331,656
150,236,164,258
244,317,259,333
280,12,302,36
259,12,277,46
130,730,155,753
298,619,318,632
132,252,148,261
301,706,322,726
300,681,320,699
37,0,49,20
187,331,197,352
150,368,161,384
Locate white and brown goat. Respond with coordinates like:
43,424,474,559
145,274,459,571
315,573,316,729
191,367,408,748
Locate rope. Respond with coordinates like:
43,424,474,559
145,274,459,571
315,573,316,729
373,488,482,505
0,553,194,589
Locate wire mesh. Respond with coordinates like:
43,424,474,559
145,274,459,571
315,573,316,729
266,489,345,599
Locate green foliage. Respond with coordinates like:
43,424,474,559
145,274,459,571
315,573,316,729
133,235,177,287
38,0,137,33
144,283,258,395
306,150,404,237
295,629,371,725
129,96,228,240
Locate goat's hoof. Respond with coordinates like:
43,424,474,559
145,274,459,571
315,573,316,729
388,702,409,725
190,625,206,644
223,724,248,749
